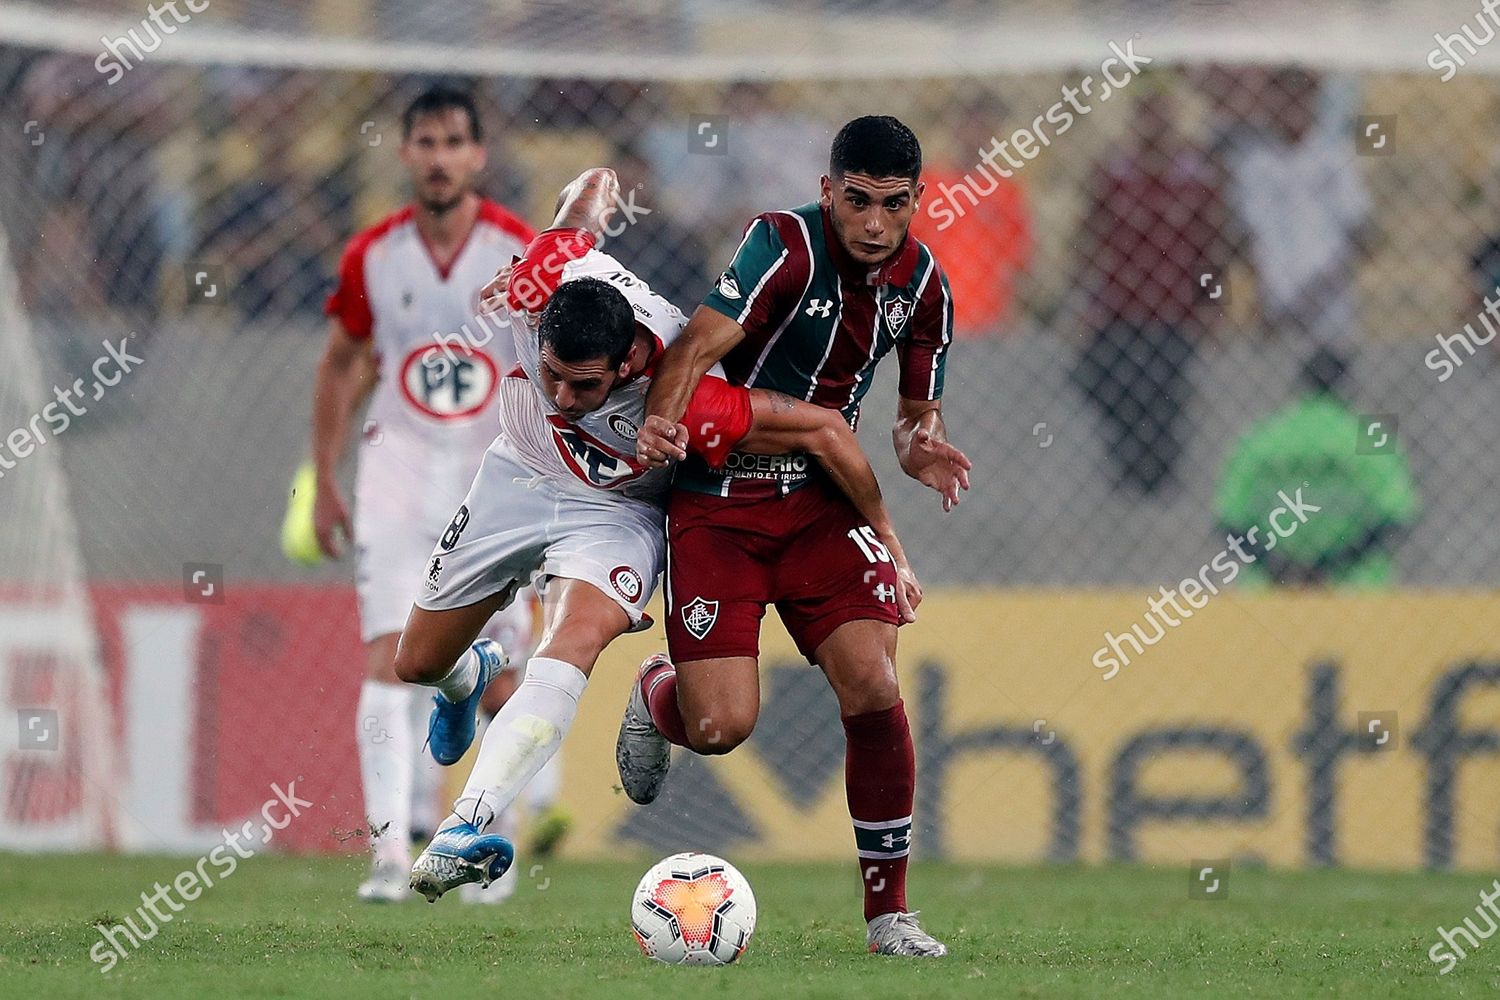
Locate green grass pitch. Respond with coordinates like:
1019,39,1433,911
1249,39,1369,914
1,852,1496,998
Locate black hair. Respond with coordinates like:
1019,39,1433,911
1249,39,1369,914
829,115,922,181
539,278,635,368
402,85,482,142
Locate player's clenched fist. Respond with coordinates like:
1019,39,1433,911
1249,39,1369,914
637,414,689,467
313,480,353,559
878,530,922,623
478,261,514,314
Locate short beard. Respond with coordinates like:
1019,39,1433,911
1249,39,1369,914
419,191,465,216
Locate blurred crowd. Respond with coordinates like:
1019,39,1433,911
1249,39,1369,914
8,54,1493,584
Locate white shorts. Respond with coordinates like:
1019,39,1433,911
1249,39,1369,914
416,442,665,625
354,436,538,656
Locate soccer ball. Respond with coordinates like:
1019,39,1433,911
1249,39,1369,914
630,852,756,965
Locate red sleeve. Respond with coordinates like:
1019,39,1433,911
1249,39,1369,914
507,227,597,311
325,237,374,339
682,375,753,468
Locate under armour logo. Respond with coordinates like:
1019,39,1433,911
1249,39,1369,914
805,298,834,318
880,831,911,849
873,583,896,603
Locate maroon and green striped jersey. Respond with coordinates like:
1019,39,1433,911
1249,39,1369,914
675,201,953,498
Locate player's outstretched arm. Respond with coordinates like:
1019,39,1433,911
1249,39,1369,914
893,397,972,513
310,321,374,558
639,307,747,466
732,389,922,622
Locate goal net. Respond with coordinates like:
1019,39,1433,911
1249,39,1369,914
1,0,1498,869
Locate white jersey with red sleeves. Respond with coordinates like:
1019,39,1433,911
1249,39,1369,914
324,198,535,641
326,198,534,461
495,248,708,506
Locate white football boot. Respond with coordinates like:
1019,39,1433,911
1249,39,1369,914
615,653,673,805
357,857,409,904
866,911,948,957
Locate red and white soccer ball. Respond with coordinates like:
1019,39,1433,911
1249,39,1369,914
631,852,756,965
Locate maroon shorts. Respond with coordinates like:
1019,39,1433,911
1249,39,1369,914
664,480,903,663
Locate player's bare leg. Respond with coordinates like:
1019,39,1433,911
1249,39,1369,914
355,632,416,902
816,618,946,958
615,655,759,804
407,578,628,901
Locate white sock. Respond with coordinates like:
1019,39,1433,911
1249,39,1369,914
447,657,587,833
408,686,445,835
524,749,563,814
427,646,481,704
357,680,414,865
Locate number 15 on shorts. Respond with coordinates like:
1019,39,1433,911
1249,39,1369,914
847,525,891,563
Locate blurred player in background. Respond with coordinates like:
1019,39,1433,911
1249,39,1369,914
622,115,969,957
308,86,565,904
392,168,920,904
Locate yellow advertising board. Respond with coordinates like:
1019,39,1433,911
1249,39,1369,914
542,590,1500,870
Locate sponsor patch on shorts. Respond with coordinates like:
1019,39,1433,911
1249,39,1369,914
610,565,644,603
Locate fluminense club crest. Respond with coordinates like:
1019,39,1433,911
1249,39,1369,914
681,596,719,640
884,294,912,336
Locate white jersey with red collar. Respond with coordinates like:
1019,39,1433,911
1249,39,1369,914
494,248,698,505
324,198,535,641
327,198,534,464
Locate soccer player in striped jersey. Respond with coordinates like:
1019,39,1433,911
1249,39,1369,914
618,116,971,957
391,168,923,904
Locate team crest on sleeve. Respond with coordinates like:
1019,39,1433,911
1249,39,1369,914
610,566,644,603
681,597,719,640
883,293,912,337
716,272,742,300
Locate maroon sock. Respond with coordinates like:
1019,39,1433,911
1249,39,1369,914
642,660,690,747
843,700,915,922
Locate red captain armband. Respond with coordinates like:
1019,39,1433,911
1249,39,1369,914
682,376,753,468
507,227,597,312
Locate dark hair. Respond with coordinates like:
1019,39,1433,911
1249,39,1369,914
830,115,922,181
403,86,482,142
539,278,635,368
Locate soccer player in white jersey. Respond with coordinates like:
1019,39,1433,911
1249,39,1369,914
313,87,557,903
390,168,922,902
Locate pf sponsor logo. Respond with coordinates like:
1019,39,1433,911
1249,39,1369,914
609,414,638,441
610,566,643,603
682,596,719,641
400,344,498,420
